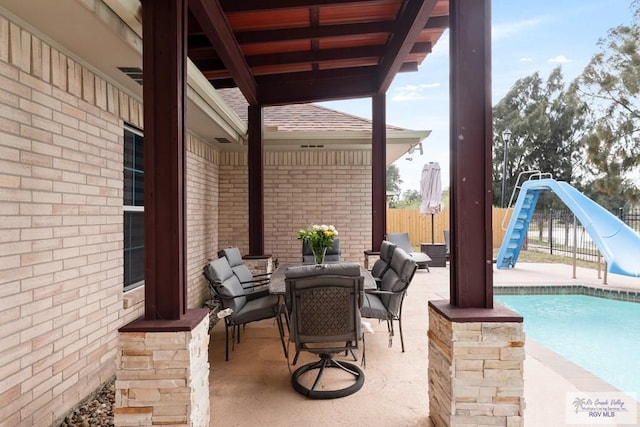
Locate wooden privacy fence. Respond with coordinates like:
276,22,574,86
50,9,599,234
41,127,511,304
387,208,511,248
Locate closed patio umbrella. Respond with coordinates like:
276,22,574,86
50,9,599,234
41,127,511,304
420,162,442,244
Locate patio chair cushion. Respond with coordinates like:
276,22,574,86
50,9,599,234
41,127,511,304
389,249,417,286
234,294,280,324
361,293,388,319
371,240,396,280
285,263,360,279
218,247,270,300
218,247,254,283
205,258,247,314
362,249,416,318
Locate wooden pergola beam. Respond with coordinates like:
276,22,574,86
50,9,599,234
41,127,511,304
199,45,383,68
234,21,394,45
220,0,370,12
377,0,438,93
189,0,257,105
256,67,378,105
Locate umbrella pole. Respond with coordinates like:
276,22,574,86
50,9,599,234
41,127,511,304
431,213,434,244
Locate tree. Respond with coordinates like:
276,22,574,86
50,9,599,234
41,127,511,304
492,67,590,208
575,0,640,207
395,189,422,208
386,164,403,205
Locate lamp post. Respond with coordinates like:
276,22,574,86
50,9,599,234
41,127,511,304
501,128,512,208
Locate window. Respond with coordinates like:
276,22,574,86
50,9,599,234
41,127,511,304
123,126,144,290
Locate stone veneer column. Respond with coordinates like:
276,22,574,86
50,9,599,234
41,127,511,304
114,311,210,426
242,255,273,276
428,301,525,427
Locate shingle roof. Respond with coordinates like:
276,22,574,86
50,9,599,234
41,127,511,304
218,88,406,133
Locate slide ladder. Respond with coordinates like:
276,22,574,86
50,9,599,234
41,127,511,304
496,177,640,277
497,171,551,268
496,190,541,268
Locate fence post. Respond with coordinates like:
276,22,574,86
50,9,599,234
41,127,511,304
572,214,577,279
548,209,553,255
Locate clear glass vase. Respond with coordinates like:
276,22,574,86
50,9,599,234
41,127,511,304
312,247,327,264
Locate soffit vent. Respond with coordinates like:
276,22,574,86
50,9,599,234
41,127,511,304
118,67,143,85
301,144,325,148
216,138,232,144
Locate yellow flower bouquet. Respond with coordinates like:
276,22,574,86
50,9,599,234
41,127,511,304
297,224,339,264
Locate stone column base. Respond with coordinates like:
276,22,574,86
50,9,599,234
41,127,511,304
243,254,273,275
428,300,525,427
115,309,210,427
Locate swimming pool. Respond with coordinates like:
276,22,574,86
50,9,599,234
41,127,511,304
495,293,640,394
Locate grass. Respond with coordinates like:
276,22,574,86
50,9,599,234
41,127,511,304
493,248,603,270
411,244,605,271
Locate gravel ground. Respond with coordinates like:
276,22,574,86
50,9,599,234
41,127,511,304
58,378,114,427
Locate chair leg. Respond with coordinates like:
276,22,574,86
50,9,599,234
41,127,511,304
276,314,288,358
346,345,357,361
231,325,240,351
224,322,230,361
398,317,405,352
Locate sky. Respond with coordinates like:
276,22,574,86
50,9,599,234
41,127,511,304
319,0,636,194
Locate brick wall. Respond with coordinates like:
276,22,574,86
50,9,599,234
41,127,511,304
218,152,249,253
0,14,216,425
218,150,372,263
186,134,219,308
0,15,133,426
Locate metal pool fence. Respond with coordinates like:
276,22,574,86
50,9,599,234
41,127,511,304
526,208,640,262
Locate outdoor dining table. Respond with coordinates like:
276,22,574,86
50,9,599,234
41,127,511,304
269,262,377,295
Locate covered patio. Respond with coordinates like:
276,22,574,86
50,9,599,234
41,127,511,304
130,1,520,424
0,0,523,426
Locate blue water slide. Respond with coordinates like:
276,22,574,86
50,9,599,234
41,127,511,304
496,178,640,277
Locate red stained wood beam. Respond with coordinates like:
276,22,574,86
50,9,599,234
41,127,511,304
193,45,383,69
220,0,376,12
399,62,419,72
256,67,378,105
425,14,449,29
377,0,437,93
189,0,257,105
234,21,393,44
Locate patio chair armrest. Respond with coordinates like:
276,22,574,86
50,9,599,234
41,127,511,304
364,289,401,296
252,272,271,279
239,278,270,287
234,282,269,295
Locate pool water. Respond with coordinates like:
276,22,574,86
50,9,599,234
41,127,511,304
495,294,640,394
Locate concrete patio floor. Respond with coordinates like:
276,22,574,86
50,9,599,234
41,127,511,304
207,262,640,426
